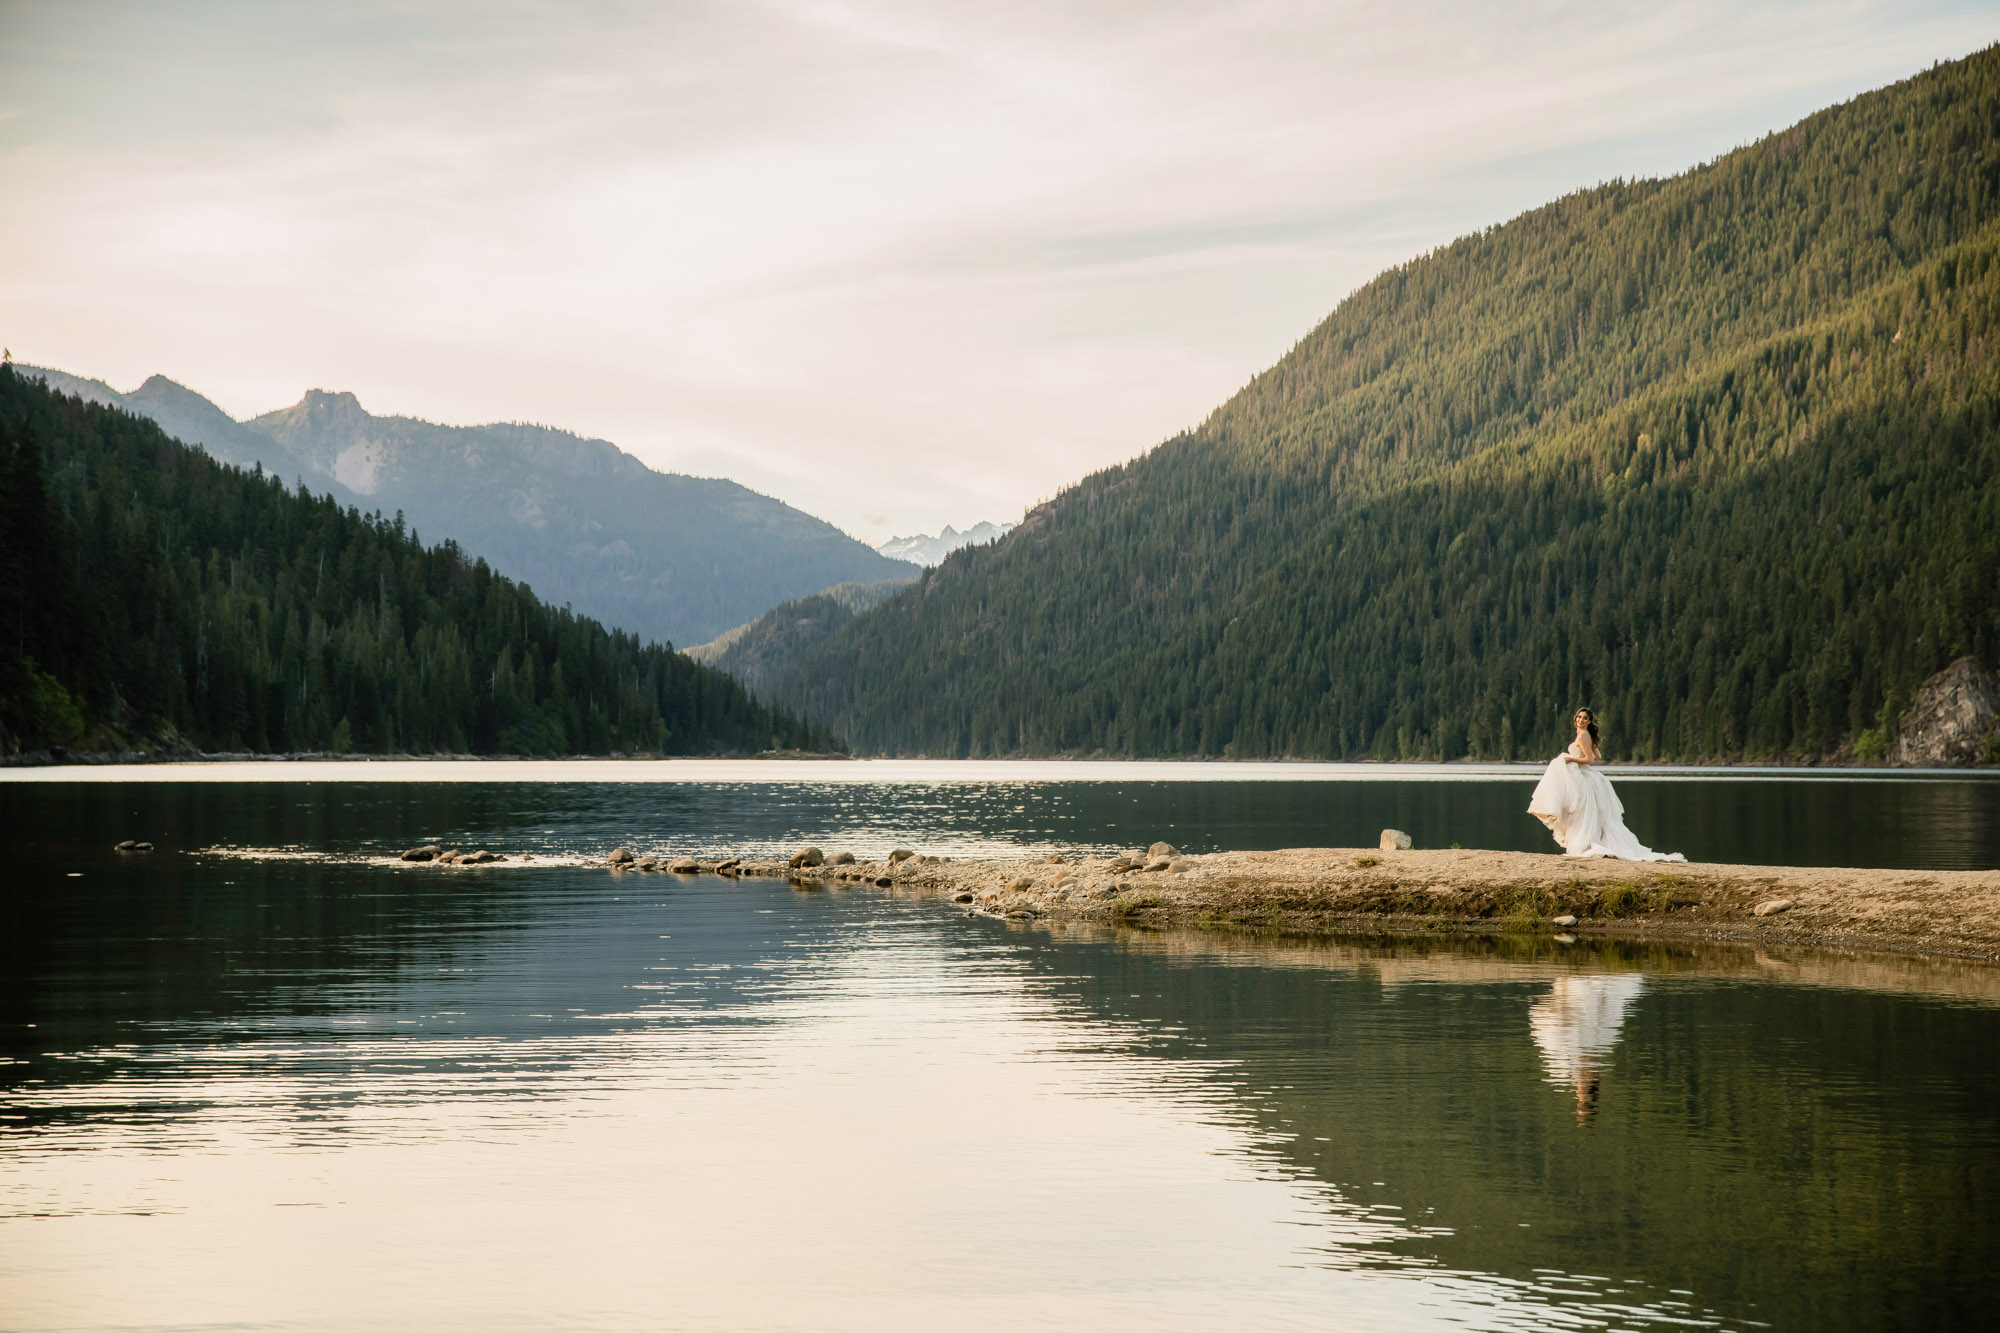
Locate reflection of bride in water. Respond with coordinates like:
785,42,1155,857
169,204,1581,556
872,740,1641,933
1528,973,1647,1120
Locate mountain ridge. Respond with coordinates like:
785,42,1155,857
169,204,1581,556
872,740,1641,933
747,45,2000,763
0,366,827,757
15,365,913,647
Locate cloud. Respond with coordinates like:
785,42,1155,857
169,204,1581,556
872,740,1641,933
2,0,1993,537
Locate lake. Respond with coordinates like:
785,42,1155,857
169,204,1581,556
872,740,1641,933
3,766,1998,1330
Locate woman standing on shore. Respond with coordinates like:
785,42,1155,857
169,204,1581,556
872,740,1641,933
1528,708,1685,862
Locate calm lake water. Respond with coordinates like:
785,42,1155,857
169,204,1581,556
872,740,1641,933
4,768,1998,1330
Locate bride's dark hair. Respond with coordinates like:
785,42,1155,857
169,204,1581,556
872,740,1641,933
1575,707,1600,745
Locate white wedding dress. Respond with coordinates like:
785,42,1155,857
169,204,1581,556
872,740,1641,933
1527,743,1684,862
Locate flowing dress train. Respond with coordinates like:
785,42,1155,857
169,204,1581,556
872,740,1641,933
1527,744,1685,862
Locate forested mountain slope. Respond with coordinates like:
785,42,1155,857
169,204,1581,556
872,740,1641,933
686,578,912,695
20,367,915,647
766,48,2000,762
0,368,826,757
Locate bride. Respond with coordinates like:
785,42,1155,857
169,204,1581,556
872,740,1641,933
1528,708,1685,862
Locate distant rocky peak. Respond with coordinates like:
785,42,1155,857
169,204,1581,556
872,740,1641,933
300,388,367,419
876,520,1016,568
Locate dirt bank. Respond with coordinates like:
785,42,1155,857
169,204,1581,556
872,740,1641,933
697,847,2000,960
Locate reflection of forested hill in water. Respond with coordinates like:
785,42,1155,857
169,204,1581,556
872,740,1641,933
1010,927,2000,1330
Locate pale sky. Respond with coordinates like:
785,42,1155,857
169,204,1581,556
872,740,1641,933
2,2,1992,541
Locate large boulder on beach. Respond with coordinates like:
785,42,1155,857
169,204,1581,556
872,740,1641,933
1379,829,1413,851
1148,841,1179,859
889,849,916,863
1890,658,2000,766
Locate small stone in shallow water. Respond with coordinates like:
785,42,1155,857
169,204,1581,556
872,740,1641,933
713,857,740,874
402,846,440,862
1553,914,1578,927
668,857,701,873
635,856,658,870
789,847,824,869
954,892,974,903
1754,898,1796,916
607,847,635,865
114,840,137,852
828,851,856,865
889,849,916,863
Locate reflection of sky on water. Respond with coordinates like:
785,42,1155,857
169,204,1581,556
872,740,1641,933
2,874,1748,1332
6,779,1998,1331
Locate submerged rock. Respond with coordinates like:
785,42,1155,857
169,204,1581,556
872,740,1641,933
1379,829,1414,851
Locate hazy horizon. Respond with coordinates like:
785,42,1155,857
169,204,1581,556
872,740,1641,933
3,1,1994,540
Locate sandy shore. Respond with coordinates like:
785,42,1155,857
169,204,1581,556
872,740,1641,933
688,846,2000,961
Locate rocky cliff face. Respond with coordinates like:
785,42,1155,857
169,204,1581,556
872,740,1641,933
1891,658,2000,767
